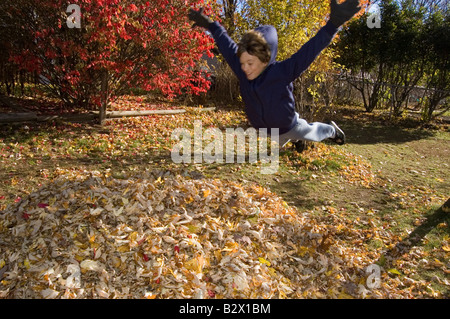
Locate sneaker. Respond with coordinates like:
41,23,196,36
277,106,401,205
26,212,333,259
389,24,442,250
329,121,345,145
293,140,306,153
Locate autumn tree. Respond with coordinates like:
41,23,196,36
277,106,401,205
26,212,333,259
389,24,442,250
215,0,244,37
2,0,214,114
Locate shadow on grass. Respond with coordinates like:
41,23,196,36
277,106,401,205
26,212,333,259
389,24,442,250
378,203,449,266
340,121,435,145
267,177,318,209
0,118,100,146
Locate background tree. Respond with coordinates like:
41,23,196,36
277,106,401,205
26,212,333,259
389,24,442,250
336,0,402,112
0,1,36,97
1,0,215,115
335,0,449,120
216,0,244,36
384,1,427,116
401,0,448,14
420,9,449,121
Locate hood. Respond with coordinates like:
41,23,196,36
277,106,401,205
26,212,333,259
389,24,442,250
254,25,278,65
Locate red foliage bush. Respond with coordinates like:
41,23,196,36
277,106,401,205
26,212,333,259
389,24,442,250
5,0,214,109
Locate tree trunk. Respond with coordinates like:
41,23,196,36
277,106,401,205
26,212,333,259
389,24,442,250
99,70,108,126
0,112,37,123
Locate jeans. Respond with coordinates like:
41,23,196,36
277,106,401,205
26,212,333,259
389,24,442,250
277,113,335,147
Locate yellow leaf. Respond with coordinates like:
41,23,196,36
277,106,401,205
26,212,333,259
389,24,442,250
388,268,401,276
187,224,200,234
223,242,239,252
297,246,312,257
49,197,56,206
117,245,130,253
268,267,277,276
433,259,444,267
128,231,138,242
74,240,88,249
258,257,271,266
203,189,211,198
184,255,207,273
442,245,450,252
214,250,222,262
248,215,259,223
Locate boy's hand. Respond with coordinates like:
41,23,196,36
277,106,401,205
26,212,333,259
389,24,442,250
188,7,213,29
330,0,361,27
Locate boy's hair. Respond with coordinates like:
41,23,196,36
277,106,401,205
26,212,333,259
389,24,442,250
237,30,271,64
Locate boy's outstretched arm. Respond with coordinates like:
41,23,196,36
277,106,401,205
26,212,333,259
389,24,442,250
281,0,361,83
188,8,244,80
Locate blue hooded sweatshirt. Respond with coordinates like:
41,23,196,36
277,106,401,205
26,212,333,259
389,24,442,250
208,21,338,135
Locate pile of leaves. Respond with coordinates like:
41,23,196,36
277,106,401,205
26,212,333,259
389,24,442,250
0,169,439,299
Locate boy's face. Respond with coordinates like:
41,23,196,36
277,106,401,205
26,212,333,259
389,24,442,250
239,51,268,80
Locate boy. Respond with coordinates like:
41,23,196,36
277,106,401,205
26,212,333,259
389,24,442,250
189,0,361,148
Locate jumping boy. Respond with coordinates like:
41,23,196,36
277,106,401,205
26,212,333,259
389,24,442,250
188,0,361,149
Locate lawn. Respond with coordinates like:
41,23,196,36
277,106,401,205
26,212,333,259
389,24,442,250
0,96,449,298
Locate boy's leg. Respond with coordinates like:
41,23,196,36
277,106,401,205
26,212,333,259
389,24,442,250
277,114,345,147
285,118,335,142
